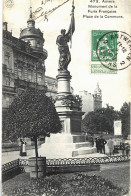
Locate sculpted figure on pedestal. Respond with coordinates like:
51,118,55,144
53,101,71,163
56,4,75,71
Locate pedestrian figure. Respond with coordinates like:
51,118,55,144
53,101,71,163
85,133,88,141
19,139,23,156
125,143,130,156
99,136,107,154
95,137,101,153
107,138,114,156
120,142,125,155
20,139,27,156
90,136,94,147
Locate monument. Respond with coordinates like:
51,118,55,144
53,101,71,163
55,2,84,135
38,1,97,158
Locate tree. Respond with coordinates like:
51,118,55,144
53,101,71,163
120,102,130,137
4,87,62,158
82,106,120,135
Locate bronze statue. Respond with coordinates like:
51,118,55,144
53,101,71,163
56,3,75,71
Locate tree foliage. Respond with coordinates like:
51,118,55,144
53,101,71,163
82,106,120,135
4,88,62,141
120,102,130,137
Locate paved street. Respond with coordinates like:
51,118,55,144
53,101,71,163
2,149,106,164
2,143,124,165
2,149,35,164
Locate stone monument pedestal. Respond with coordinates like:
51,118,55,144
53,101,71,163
38,70,96,158
55,70,84,134
38,133,96,158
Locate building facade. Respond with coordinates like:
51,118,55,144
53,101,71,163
79,91,94,114
2,20,73,111
45,75,58,99
79,83,102,117
2,9,48,111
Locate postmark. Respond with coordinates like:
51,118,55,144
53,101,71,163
95,30,131,71
5,0,14,8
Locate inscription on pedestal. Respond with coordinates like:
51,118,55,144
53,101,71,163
71,120,81,133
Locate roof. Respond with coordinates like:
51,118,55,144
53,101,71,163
20,27,44,40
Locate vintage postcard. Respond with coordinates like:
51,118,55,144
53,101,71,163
2,0,131,195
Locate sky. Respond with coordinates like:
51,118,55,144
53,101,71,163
2,0,131,110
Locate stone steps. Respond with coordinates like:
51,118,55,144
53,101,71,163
72,147,97,157
64,142,91,149
74,142,91,149
75,153,107,158
38,134,96,158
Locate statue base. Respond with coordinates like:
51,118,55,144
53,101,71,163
57,110,84,134
38,133,96,158
56,70,72,95
38,69,98,159
55,69,84,134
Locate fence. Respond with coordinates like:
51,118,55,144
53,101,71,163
2,159,22,181
2,155,130,181
46,155,129,165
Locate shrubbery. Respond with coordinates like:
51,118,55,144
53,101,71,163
3,173,125,196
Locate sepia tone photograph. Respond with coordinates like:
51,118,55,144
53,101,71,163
1,0,131,195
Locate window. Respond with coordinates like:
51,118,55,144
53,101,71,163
18,68,22,79
5,97,10,108
38,74,42,84
5,77,10,86
36,40,41,48
9,97,13,105
28,70,32,82
5,53,10,66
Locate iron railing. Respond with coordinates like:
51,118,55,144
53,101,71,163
46,155,130,166
19,155,129,167
2,159,19,173
2,155,130,173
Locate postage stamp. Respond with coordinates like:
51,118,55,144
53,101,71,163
91,30,117,62
91,30,117,73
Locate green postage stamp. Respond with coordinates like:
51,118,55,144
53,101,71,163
91,30,117,73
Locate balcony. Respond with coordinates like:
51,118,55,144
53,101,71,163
14,78,47,92
2,85,16,94
14,78,28,88
32,47,48,60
